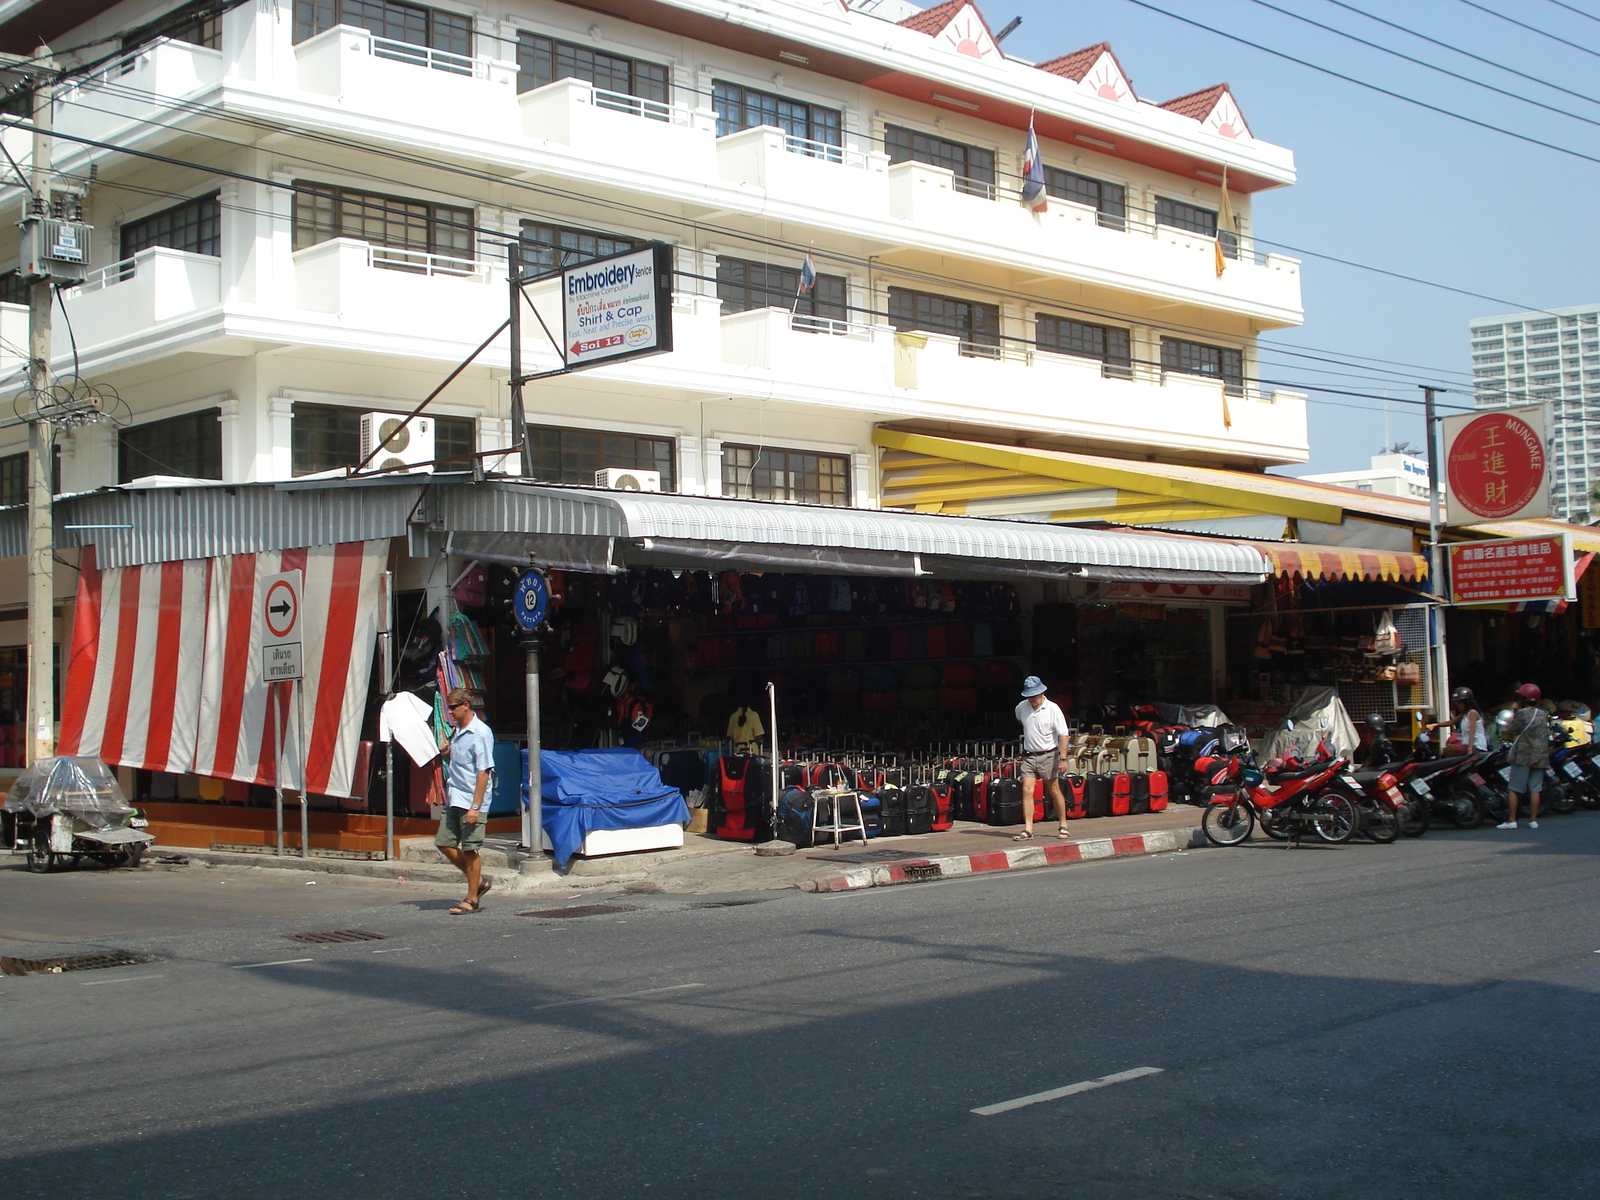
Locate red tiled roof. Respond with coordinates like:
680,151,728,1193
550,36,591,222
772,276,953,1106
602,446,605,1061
1035,42,1107,82
1159,82,1230,121
897,0,997,43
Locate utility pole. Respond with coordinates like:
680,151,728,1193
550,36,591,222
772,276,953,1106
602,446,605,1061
1422,386,1451,724
25,51,54,766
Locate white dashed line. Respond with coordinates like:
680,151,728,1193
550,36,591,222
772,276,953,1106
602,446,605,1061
972,1066,1165,1116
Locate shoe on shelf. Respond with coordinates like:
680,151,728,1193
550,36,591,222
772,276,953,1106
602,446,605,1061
1496,821,1518,829
1528,820,1539,829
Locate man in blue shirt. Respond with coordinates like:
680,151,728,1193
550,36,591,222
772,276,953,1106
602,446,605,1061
436,688,495,913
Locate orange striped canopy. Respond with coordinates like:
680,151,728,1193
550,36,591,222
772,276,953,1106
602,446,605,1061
1259,543,1428,582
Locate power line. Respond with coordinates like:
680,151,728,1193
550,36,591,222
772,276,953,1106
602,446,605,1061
1122,0,1600,167
1543,0,1600,27
1455,0,1600,58
1323,0,1600,110
1242,0,1600,130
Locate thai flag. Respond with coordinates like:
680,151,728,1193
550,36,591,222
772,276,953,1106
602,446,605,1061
1021,117,1047,214
799,251,817,294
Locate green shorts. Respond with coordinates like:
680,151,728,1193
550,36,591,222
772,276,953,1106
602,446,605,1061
435,807,488,851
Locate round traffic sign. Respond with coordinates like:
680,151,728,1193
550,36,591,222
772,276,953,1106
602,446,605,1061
265,579,299,639
514,569,549,631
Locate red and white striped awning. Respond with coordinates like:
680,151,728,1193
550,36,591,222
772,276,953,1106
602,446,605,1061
58,541,388,798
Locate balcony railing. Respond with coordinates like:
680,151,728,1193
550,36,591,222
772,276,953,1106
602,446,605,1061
366,34,483,78
75,256,140,293
368,245,485,280
592,86,674,123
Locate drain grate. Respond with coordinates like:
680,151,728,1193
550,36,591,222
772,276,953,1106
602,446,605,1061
805,849,934,865
287,929,389,944
690,898,777,909
901,863,944,882
1,951,157,976
518,904,640,919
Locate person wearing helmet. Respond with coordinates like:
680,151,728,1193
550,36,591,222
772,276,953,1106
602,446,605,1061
1427,687,1485,756
1500,683,1549,829
1362,712,1396,767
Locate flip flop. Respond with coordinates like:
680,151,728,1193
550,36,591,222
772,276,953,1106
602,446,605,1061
1012,831,1034,841
449,900,482,915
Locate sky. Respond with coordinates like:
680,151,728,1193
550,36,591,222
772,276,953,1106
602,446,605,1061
989,0,1600,475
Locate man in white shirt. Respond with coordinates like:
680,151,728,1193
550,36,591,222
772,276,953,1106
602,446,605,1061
1014,676,1071,841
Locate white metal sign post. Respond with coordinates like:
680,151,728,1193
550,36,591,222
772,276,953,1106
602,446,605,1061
261,571,305,857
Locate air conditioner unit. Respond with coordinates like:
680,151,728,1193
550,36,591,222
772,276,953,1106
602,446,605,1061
359,412,434,473
595,467,661,492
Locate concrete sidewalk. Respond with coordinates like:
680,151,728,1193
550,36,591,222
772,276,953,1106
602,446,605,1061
153,807,1205,897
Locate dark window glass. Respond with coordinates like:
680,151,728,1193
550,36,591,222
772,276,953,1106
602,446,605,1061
517,32,669,112
1156,196,1237,257
518,220,641,276
293,0,472,68
713,82,841,151
0,451,25,506
1044,168,1125,231
292,404,475,475
884,125,995,198
120,192,221,260
293,182,474,269
526,425,675,491
716,257,848,329
123,11,222,56
1036,314,1132,379
0,270,30,305
1161,337,1244,397
887,286,1001,356
119,409,223,482
721,444,849,506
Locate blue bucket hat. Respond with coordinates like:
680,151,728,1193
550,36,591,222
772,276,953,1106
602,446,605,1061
1021,675,1048,698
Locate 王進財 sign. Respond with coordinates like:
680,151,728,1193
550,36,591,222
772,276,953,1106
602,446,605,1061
560,243,674,370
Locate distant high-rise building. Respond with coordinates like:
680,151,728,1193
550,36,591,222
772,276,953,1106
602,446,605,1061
1470,303,1600,523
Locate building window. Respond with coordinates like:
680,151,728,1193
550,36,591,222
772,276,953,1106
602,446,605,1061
1161,337,1244,397
293,182,474,269
887,286,1001,357
517,32,669,111
884,125,995,198
123,9,222,56
292,404,474,475
1044,168,1125,230
293,0,471,69
716,257,849,329
518,220,640,275
526,424,676,491
1036,314,1132,378
721,444,849,506
119,409,223,483
0,270,29,305
120,192,221,259
1155,196,1237,257
712,82,841,153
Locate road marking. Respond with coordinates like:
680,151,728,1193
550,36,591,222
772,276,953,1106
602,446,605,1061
972,1066,1165,1116
370,947,411,953
80,974,164,986
231,958,315,969
527,983,704,1013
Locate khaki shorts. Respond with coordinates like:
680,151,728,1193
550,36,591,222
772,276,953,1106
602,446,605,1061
1019,750,1060,786
435,806,488,851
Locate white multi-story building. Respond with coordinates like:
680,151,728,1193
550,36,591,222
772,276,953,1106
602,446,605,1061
0,0,1305,513
1470,303,1600,523
1300,453,1435,500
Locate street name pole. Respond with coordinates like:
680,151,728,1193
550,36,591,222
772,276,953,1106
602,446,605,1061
1422,386,1451,725
507,240,532,478
24,52,54,766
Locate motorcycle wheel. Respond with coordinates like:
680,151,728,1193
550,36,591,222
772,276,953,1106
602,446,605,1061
1545,779,1578,815
1259,808,1292,841
1363,803,1401,844
26,844,53,873
1579,783,1600,812
1312,793,1360,844
1448,786,1487,830
1202,801,1255,846
1400,798,1431,837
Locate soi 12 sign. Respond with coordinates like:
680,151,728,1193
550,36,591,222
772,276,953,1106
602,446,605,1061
560,243,674,370
1447,535,1572,605
1442,405,1549,523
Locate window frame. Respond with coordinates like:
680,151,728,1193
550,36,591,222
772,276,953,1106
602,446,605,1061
720,443,850,507
1043,167,1126,231
715,256,849,330
525,423,677,491
293,0,472,69
118,408,224,484
886,286,1001,357
517,31,669,111
292,181,475,270
1160,336,1245,398
1155,195,1238,258
518,220,642,276
712,81,842,151
290,403,475,476
1036,313,1133,379
883,125,996,198
120,191,222,261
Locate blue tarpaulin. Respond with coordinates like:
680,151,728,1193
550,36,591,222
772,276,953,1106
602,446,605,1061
524,748,688,869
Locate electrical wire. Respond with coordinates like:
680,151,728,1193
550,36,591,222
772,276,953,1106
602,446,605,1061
1121,0,1600,166
1454,0,1600,59
1543,0,1600,27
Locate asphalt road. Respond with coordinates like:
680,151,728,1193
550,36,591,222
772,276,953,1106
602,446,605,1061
2,819,1597,1200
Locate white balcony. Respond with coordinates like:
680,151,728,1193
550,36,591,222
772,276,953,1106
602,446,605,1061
720,307,897,393
292,238,504,346
295,25,520,139
715,126,891,211
54,39,224,146
61,247,222,355
520,78,719,180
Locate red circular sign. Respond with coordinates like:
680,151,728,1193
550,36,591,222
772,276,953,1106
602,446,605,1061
264,580,298,639
1446,413,1545,520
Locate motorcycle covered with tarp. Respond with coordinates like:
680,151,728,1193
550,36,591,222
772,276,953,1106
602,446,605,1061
1258,687,1360,764
2,757,153,873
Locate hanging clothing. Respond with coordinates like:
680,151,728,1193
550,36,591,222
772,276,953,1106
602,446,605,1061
727,706,765,752
379,691,442,768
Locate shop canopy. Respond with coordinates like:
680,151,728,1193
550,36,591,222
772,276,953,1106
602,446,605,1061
1245,541,1429,583
2,477,1269,584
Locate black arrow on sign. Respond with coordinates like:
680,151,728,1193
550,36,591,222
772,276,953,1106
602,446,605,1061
269,601,292,617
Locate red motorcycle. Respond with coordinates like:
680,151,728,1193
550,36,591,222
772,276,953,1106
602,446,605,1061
1200,751,1362,847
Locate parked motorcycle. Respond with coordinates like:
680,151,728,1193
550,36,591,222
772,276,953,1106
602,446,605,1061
1200,751,1361,847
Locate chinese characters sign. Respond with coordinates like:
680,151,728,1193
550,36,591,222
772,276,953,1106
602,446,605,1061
1442,406,1549,523
1447,535,1572,605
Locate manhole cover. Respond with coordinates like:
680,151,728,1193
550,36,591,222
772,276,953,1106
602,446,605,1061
1,951,158,976
805,849,935,865
518,904,640,919
689,898,777,909
287,929,389,944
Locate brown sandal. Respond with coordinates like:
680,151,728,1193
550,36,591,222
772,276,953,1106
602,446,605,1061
449,899,482,915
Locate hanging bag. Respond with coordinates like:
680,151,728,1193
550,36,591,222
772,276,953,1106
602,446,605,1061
1372,609,1401,656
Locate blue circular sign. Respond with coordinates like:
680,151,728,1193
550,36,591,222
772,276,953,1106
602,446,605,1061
514,569,548,631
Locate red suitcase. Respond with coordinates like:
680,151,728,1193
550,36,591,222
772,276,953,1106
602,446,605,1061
930,782,955,831
1062,774,1088,820
1148,770,1170,812
1031,777,1046,824
1110,772,1132,816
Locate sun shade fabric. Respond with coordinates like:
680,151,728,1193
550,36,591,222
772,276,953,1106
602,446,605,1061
536,748,689,870
1256,542,1428,582
57,540,389,799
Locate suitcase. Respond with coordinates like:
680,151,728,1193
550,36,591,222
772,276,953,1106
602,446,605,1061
1111,772,1132,817
1030,777,1046,824
1084,773,1113,818
1062,774,1088,820
858,793,883,838
1129,772,1151,815
905,785,936,835
988,776,1024,826
1125,736,1157,773
876,786,907,837
778,786,815,847
970,773,989,823
930,782,955,831
1148,771,1170,812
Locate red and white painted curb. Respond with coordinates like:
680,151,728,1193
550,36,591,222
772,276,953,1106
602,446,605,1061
800,826,1205,893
